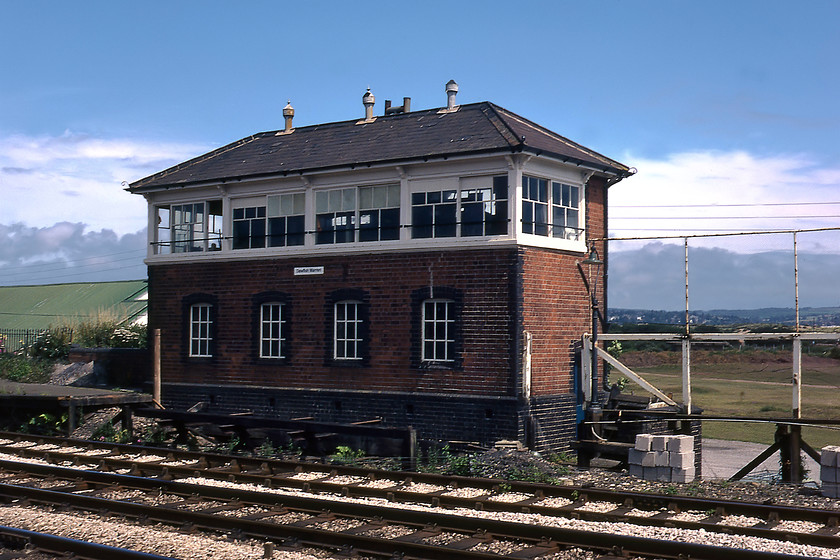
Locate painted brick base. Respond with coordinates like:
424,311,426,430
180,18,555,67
160,383,521,447
527,394,579,453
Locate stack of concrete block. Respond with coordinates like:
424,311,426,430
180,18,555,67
821,446,840,498
628,434,695,483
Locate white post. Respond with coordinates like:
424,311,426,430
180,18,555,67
682,337,692,415
581,335,592,404
792,336,802,419
794,232,800,333
522,331,532,399
153,328,162,408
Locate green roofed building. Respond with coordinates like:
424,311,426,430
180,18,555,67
0,280,147,332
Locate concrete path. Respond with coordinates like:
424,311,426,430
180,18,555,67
702,438,820,481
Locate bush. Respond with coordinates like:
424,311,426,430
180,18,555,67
0,353,51,383
27,328,72,360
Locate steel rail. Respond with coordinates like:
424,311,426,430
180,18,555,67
0,525,178,559
0,465,818,560
0,433,838,544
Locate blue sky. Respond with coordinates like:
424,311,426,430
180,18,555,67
1,1,838,309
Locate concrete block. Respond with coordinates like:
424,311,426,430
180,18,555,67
651,436,668,452
635,434,653,451
669,452,695,469
628,448,646,466
629,464,644,479
820,466,839,483
629,449,656,467
642,466,657,480
821,446,840,468
667,435,694,453
671,466,696,483
823,482,840,499
656,466,672,482
654,451,670,467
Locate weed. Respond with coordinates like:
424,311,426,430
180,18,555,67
93,422,130,444
23,412,68,435
329,446,366,465
0,354,51,383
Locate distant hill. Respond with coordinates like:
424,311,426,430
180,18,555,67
608,307,840,327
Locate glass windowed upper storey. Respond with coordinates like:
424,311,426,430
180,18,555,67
151,173,585,255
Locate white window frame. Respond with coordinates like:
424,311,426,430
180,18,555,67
189,303,213,357
521,174,582,240
334,300,363,360
316,185,400,245
164,201,223,254
259,302,286,359
422,299,455,363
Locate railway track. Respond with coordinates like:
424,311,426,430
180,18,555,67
0,432,835,559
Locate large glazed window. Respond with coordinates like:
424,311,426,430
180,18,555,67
522,175,582,239
316,188,357,244
189,303,213,357
359,185,400,242
412,176,508,239
161,201,222,253
232,206,267,249
460,176,508,236
550,182,580,240
411,190,457,238
267,193,305,247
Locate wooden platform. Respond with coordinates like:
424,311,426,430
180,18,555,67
0,381,153,435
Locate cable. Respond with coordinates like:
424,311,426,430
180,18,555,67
613,201,840,208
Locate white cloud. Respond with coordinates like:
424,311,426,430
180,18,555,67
0,222,147,286
0,131,209,235
608,150,840,253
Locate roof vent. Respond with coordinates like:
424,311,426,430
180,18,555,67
361,88,376,123
438,80,460,114
279,100,295,135
384,97,411,116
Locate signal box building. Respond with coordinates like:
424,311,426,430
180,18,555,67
129,82,633,452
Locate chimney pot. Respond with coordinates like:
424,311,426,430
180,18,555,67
445,79,459,110
362,88,375,121
282,100,294,133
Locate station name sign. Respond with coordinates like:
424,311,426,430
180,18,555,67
293,266,324,276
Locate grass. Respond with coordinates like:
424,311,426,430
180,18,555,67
607,349,840,449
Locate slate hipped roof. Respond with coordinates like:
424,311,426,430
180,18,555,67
129,102,632,192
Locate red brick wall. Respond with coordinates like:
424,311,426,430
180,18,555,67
518,175,608,396
147,176,608,406
148,248,519,397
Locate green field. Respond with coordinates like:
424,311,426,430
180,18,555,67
606,350,840,449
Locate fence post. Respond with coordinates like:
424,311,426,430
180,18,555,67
153,329,162,407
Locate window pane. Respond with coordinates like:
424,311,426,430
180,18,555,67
487,200,508,235
359,186,372,209
434,204,456,237
387,184,400,207
412,206,433,239
342,188,355,211
461,203,483,237
316,191,329,213
287,215,305,246
380,208,400,240
522,202,533,234
267,217,286,247
372,185,387,208
534,204,548,236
